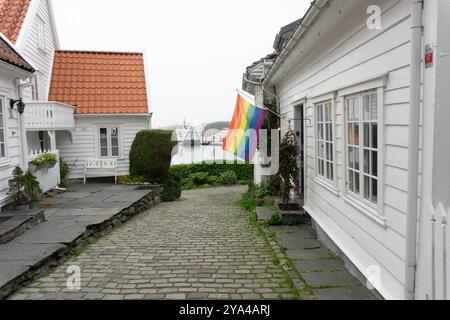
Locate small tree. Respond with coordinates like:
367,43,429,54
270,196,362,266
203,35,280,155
8,166,27,206
23,172,43,203
278,130,300,204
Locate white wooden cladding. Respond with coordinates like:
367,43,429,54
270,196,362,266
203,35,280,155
430,202,450,300
23,102,75,130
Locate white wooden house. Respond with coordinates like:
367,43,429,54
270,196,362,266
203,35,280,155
251,0,450,300
0,31,35,208
0,0,151,192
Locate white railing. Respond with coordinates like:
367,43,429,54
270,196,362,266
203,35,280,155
24,101,75,131
430,202,450,300
27,149,60,193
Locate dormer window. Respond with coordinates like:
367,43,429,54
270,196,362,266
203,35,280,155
37,17,46,52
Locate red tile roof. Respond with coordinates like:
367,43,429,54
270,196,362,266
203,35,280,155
0,0,31,43
49,50,150,115
0,34,34,72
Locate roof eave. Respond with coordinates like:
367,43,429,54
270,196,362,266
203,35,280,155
263,0,329,86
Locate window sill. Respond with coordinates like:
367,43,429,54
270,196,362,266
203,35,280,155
343,195,387,229
313,177,340,197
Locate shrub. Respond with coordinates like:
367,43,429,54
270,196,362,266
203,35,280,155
129,130,177,183
279,130,300,203
117,175,147,184
207,175,220,186
8,166,27,206
31,152,57,166
181,178,195,191
170,163,253,181
23,172,43,202
161,172,182,202
218,170,238,185
267,213,282,226
59,157,70,186
190,172,209,186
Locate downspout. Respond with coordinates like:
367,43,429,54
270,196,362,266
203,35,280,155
405,0,423,300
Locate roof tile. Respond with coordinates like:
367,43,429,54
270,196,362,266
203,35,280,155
49,50,150,115
0,0,31,43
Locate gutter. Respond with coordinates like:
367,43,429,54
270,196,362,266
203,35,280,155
263,0,329,85
404,0,423,300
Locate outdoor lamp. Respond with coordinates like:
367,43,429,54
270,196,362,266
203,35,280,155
9,98,26,115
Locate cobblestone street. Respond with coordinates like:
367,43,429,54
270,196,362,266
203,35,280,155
10,187,296,300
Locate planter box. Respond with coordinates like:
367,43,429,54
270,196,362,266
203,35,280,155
276,200,309,225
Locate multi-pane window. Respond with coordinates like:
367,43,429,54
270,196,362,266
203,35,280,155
316,101,334,182
346,92,378,205
0,98,6,158
99,127,120,157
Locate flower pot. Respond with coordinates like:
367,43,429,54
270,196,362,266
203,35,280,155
28,162,40,173
47,160,57,169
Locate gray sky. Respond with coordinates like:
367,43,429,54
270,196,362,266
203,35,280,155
52,0,310,128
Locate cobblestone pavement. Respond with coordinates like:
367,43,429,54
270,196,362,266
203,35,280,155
10,187,297,300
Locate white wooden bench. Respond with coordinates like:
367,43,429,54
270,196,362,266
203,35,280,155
84,159,118,184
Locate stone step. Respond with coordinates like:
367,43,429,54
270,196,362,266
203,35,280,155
0,210,46,245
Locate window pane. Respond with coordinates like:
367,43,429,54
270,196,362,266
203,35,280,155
0,130,4,143
364,123,370,148
329,163,334,180
364,176,370,200
326,103,332,121
353,98,360,120
372,178,378,203
349,147,354,169
348,99,354,121
0,143,4,158
371,124,378,149
349,170,354,192
354,147,360,170
364,150,370,174
372,151,378,177
112,147,119,157
363,95,370,120
355,172,360,194
348,124,354,145
371,94,378,120
101,147,108,157
353,124,359,145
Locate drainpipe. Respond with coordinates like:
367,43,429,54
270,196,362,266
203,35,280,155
404,0,423,301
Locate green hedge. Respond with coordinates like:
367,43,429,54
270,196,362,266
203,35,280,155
170,163,254,181
130,130,177,183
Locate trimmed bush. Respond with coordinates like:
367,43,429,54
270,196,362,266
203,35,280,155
161,172,182,202
170,163,253,181
130,130,177,183
218,170,238,186
190,172,209,186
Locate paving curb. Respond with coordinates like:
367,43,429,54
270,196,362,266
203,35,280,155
0,189,161,300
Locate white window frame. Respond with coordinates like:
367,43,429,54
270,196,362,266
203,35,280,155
37,16,46,53
0,95,7,160
313,95,337,193
97,126,121,158
341,86,386,228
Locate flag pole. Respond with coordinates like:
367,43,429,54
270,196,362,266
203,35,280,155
236,89,284,119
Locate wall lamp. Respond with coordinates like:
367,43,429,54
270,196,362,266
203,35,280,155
10,98,26,115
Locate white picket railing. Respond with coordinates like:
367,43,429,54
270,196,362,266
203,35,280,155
24,102,75,131
430,202,450,300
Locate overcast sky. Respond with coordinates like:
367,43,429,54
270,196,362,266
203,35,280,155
52,0,310,128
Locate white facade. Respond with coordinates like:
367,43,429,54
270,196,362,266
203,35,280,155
261,0,449,300
56,115,151,179
0,63,32,208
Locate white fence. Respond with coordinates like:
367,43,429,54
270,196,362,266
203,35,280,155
27,149,60,193
430,202,450,300
24,102,75,130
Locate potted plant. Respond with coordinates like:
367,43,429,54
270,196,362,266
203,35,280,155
276,130,307,224
8,166,29,210
29,152,58,172
23,171,43,209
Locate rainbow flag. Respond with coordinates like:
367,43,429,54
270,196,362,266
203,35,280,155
223,94,268,161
